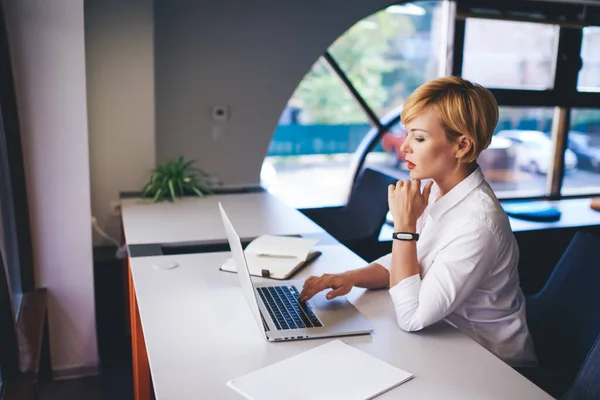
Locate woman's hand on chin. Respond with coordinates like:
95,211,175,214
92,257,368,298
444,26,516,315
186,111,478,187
388,179,433,230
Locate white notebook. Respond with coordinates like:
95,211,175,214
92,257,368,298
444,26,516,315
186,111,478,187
227,340,414,400
220,235,320,280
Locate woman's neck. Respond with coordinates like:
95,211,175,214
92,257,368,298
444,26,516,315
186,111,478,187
435,163,478,197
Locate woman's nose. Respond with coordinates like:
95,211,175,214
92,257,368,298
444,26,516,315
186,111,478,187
400,137,410,153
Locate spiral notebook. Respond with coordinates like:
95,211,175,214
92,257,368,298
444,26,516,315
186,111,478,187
220,235,321,280
227,339,414,400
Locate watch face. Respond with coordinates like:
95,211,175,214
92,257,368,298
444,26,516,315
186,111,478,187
393,232,418,241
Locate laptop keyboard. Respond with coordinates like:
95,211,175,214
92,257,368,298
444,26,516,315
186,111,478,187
257,286,323,330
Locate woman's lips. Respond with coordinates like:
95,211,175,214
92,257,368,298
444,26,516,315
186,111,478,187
407,161,416,170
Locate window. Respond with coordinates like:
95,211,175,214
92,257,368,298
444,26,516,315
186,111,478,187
462,19,559,90
486,107,554,197
267,2,600,209
328,2,443,116
578,27,600,92
264,1,445,208
364,119,406,179
562,108,600,194
264,57,372,208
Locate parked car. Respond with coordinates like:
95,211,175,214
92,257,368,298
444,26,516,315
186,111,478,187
565,131,600,173
496,130,578,174
478,135,517,173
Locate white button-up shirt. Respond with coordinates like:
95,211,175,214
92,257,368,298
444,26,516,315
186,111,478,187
374,167,538,367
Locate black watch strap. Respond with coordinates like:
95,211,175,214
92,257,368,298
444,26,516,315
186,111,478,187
392,232,419,241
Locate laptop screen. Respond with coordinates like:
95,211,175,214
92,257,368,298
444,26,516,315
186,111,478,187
218,202,266,337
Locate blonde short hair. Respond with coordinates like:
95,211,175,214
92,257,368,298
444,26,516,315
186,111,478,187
401,76,499,163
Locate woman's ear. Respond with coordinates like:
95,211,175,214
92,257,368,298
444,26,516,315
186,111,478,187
455,135,474,160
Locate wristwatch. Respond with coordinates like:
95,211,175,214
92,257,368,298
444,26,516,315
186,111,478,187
392,232,419,241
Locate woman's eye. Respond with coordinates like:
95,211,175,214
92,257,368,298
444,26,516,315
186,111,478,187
415,138,425,143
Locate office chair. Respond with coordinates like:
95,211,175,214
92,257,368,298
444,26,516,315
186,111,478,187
520,231,600,398
301,167,397,261
562,334,600,400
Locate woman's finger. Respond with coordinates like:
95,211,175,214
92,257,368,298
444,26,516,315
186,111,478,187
301,277,332,301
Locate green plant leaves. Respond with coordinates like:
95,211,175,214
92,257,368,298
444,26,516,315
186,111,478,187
141,156,219,202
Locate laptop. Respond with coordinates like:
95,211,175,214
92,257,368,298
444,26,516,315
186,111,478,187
218,202,373,342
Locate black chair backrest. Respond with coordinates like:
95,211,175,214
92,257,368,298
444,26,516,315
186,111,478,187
344,168,397,239
562,334,600,400
526,231,600,366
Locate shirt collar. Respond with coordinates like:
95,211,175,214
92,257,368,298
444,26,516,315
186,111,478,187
428,167,485,221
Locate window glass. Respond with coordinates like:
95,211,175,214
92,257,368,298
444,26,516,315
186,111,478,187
328,2,444,116
263,57,372,208
578,27,600,92
364,119,406,178
487,107,554,197
562,108,600,194
462,19,558,90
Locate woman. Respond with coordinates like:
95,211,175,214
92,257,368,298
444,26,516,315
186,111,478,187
299,76,538,367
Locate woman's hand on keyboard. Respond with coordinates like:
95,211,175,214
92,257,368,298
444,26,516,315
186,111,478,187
299,272,355,302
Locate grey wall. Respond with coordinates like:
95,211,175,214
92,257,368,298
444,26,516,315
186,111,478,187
4,0,98,377
85,0,155,246
155,0,397,187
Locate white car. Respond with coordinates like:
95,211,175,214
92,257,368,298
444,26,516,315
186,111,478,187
495,130,578,174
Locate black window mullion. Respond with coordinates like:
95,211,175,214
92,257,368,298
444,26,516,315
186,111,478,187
488,89,600,108
548,27,581,198
451,18,465,77
322,52,383,131
553,27,583,98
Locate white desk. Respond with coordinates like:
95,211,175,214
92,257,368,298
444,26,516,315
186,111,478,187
121,192,324,245
379,197,600,241
130,246,551,400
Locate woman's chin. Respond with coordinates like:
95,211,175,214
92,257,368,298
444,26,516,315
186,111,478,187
409,169,430,180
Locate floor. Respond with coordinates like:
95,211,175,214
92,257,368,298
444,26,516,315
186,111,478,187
38,248,136,400
38,355,133,400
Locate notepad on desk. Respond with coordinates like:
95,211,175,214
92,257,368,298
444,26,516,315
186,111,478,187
220,234,321,280
227,339,414,400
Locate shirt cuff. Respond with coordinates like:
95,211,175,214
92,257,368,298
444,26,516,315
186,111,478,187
389,274,421,304
372,253,392,270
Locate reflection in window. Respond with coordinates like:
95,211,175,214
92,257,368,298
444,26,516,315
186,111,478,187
264,57,372,208
562,109,600,195
462,19,558,90
487,107,554,197
578,27,600,92
328,1,444,116
364,120,407,176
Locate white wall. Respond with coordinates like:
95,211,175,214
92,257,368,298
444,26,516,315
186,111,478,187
155,0,397,187
4,0,98,377
85,0,155,246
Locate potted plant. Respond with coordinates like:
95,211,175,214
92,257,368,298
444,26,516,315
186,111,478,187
141,156,221,202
